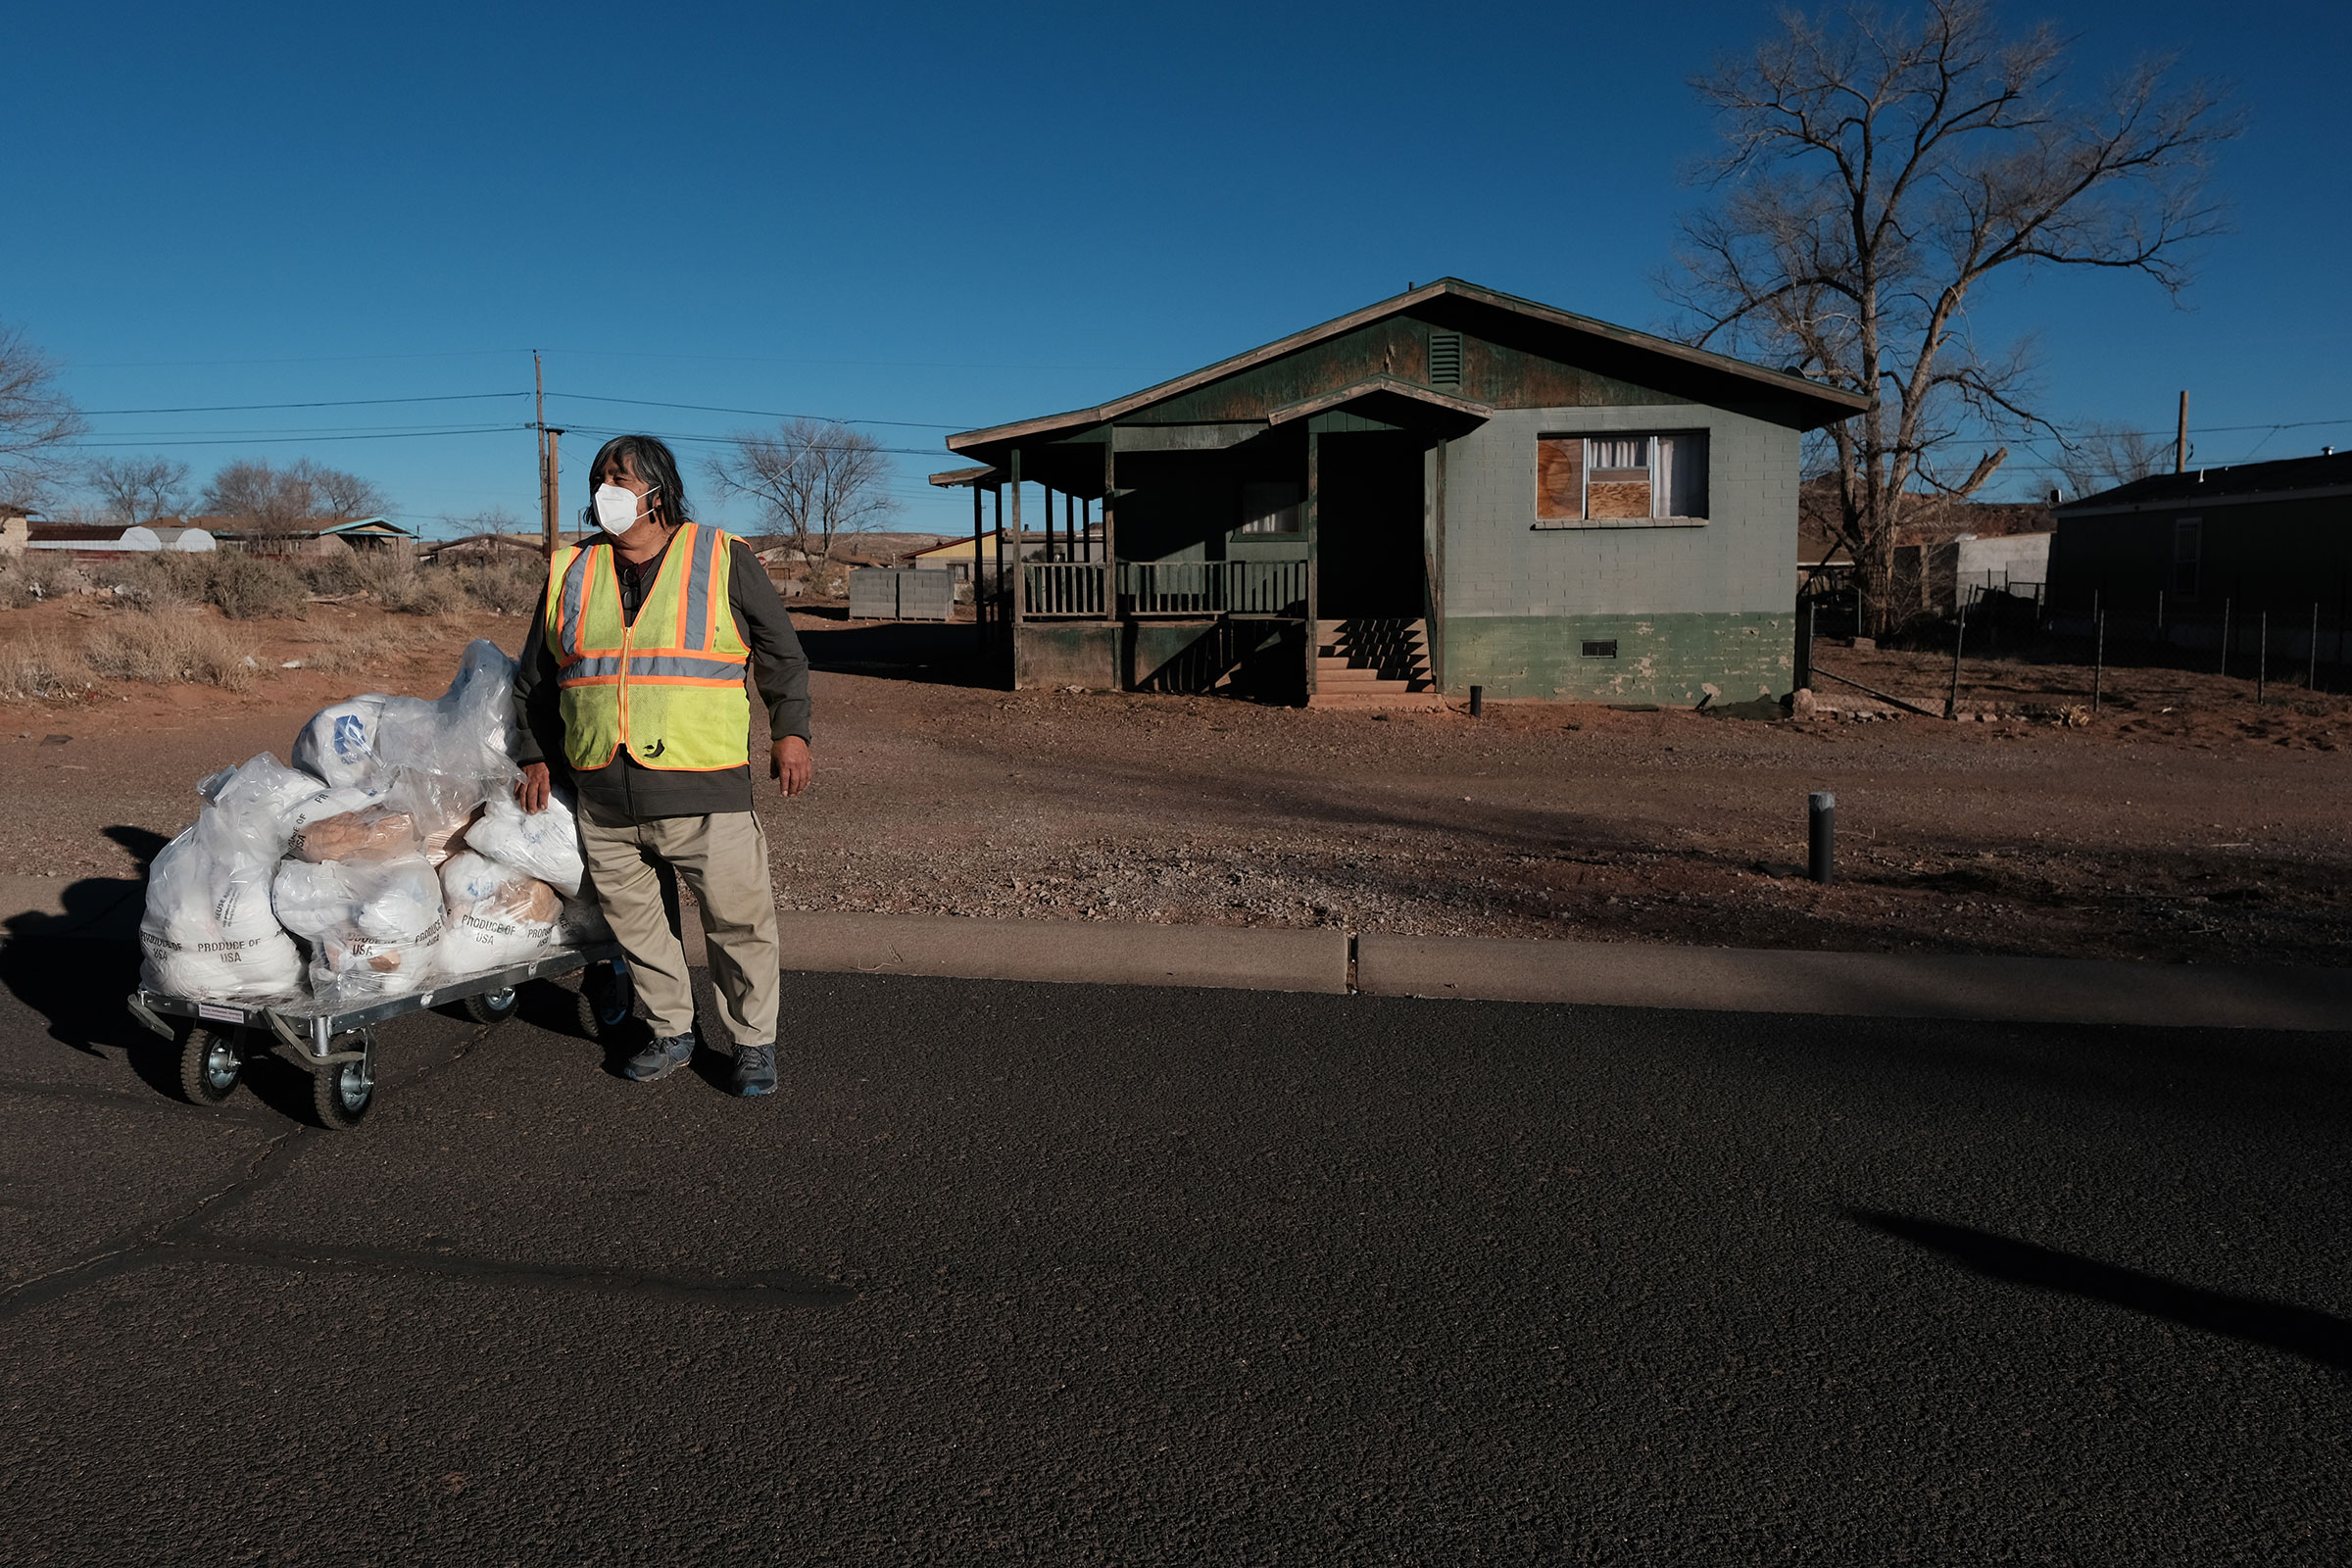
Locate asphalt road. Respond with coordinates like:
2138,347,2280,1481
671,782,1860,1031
0,937,2346,1564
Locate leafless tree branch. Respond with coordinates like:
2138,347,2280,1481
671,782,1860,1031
1664,0,2239,631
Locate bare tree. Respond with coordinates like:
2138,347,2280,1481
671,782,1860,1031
84,455,193,524
300,461,389,520
2051,420,2169,499
0,323,85,512
201,458,392,546
705,418,899,567
1664,0,2236,631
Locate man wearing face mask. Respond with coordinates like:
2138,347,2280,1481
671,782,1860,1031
510,434,812,1097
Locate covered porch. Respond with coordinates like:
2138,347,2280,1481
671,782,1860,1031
932,376,1487,701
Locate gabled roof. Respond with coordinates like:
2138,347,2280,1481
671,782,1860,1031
2056,451,2352,515
947,277,1868,456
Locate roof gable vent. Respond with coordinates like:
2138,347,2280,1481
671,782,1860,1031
1428,332,1462,387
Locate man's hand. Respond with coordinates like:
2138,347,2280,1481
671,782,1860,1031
515,762,553,814
771,735,812,797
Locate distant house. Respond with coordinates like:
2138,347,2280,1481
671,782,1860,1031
2049,451,2352,641
25,521,218,555
202,514,416,554
1800,482,2051,615
905,531,1080,584
935,277,1866,704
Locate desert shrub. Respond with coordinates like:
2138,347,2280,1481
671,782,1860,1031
0,554,90,610
295,552,368,596
132,552,309,620
0,637,92,699
450,554,545,614
82,612,258,690
344,542,466,614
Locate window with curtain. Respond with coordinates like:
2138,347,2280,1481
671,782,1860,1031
1537,432,1709,522
1237,481,1302,535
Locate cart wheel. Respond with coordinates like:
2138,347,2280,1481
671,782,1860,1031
313,1030,376,1131
464,987,519,1026
576,960,637,1042
179,1024,242,1105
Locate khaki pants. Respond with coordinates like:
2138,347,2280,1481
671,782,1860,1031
575,798,780,1047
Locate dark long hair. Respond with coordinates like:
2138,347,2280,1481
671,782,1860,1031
582,434,692,533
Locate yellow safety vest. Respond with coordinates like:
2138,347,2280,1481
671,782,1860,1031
543,522,752,772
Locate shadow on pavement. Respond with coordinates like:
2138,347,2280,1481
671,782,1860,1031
799,622,1003,689
1852,1208,2352,1372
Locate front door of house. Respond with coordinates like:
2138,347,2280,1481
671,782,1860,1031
1315,431,1427,620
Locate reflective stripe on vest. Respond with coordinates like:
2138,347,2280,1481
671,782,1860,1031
541,523,752,772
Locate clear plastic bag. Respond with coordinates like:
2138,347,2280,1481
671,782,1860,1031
438,851,563,976
466,786,586,899
292,694,391,790
140,754,315,1001
375,639,520,790
271,854,446,1004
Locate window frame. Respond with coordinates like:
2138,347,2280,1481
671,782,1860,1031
1234,479,1304,539
1534,430,1710,529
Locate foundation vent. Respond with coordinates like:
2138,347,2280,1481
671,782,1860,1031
1581,639,1619,659
1428,333,1463,387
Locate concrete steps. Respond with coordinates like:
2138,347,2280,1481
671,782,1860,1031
1310,617,1441,708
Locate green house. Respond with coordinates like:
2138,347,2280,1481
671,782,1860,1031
934,278,1864,705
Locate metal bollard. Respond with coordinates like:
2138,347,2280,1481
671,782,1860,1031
1808,792,1836,884
1469,684,1484,717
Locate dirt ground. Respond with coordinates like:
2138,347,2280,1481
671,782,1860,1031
5,599,2348,967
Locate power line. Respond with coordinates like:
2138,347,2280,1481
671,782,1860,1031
62,425,523,449
550,392,969,429
79,392,526,415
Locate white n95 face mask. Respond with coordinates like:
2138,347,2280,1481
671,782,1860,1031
594,482,655,537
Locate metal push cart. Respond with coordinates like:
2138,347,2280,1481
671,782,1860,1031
126,944,636,1130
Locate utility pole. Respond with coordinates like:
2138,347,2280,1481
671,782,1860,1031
2175,390,2189,474
534,352,564,559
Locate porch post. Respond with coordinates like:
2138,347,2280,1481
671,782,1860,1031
1009,450,1027,689
992,483,1004,649
971,477,985,650
1102,439,1118,622
1303,428,1320,703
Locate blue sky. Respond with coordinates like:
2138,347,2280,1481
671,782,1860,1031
9,0,2348,538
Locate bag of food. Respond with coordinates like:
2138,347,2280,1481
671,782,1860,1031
466,786,585,899
292,694,391,790
287,807,420,864
140,754,315,1001
375,639,520,789
438,852,563,976
271,855,446,1004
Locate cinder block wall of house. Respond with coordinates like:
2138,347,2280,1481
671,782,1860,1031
1439,405,1799,704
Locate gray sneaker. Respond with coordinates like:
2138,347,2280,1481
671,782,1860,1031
732,1044,777,1098
624,1030,696,1082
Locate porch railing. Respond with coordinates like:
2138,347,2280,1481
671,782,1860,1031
1117,560,1308,617
1022,561,1108,618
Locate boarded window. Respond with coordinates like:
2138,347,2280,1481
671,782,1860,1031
2174,516,2201,601
1536,437,1583,519
1238,481,1302,536
1429,333,1463,387
1535,432,1709,523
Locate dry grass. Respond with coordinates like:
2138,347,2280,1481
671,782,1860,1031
0,637,92,700
293,623,432,675
81,612,258,691
0,555,90,610
129,552,310,619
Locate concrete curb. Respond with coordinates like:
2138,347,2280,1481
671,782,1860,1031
8,874,2344,1031
772,911,1351,995
1355,933,2352,1034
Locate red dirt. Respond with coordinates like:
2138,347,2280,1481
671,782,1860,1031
6,600,2348,967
